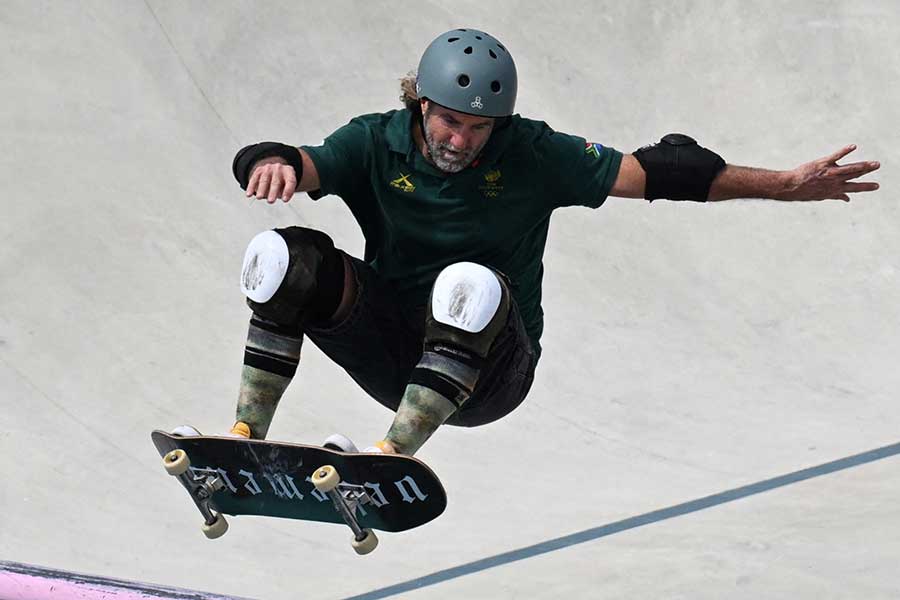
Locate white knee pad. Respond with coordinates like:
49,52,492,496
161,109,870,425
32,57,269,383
240,231,290,303
431,262,503,333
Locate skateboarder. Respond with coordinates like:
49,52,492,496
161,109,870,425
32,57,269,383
182,29,880,456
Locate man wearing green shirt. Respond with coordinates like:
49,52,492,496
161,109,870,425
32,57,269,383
216,28,880,456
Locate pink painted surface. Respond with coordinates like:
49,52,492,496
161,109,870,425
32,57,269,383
0,572,153,600
0,562,251,600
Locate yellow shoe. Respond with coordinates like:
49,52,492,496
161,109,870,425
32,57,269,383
362,440,396,454
227,421,252,439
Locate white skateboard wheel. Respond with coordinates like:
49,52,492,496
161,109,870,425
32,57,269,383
202,514,228,539
352,529,378,555
311,465,340,492
163,449,190,476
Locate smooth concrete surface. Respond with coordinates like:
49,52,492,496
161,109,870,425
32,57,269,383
1,2,897,599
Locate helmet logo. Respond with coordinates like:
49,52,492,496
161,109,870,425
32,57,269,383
470,96,484,110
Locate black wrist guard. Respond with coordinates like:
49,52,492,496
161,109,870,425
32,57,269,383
633,133,726,202
232,142,304,190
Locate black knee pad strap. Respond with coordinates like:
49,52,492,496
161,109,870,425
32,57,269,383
244,316,302,378
408,368,469,410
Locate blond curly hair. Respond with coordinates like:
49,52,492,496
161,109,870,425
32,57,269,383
399,71,421,113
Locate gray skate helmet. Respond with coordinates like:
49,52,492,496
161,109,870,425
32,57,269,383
416,29,517,118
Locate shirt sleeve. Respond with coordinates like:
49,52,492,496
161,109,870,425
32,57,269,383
531,124,623,209
300,117,371,200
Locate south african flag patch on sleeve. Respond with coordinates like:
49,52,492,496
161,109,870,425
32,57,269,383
584,142,604,158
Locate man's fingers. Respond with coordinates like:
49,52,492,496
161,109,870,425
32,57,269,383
267,174,285,204
245,164,298,203
282,172,297,202
256,169,272,200
825,144,857,165
829,161,881,179
843,181,880,193
246,168,260,197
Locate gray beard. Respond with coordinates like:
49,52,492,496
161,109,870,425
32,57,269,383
423,123,480,174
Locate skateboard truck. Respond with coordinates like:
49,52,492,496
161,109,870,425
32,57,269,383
311,465,379,555
161,449,229,539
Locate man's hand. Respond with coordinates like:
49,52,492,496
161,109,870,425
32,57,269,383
246,157,298,204
783,145,880,202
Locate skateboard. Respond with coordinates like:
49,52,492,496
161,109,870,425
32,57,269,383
151,430,446,554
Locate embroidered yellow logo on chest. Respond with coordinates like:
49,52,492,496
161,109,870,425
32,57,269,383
390,173,416,193
480,169,503,198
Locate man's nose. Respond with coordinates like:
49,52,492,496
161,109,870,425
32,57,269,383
449,131,468,150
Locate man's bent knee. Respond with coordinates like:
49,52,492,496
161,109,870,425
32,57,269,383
240,226,345,326
426,262,510,360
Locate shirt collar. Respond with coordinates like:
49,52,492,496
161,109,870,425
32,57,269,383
385,109,415,156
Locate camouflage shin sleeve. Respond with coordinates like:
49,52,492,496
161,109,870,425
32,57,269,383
235,316,302,438
385,351,479,455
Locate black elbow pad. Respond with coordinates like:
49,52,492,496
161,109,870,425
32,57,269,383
633,133,725,201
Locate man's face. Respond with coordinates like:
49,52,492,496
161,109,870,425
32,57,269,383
421,101,494,173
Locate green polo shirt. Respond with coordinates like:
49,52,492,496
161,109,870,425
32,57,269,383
302,109,622,358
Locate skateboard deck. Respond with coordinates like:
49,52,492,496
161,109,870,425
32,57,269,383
151,430,446,552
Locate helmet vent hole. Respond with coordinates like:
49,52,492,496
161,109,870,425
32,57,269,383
448,37,459,43
491,81,502,93
489,49,497,59
457,28,467,32
464,46,473,54
475,35,482,40
496,43,506,52
457,74,471,88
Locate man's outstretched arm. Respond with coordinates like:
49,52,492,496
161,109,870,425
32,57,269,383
707,145,880,202
611,140,880,203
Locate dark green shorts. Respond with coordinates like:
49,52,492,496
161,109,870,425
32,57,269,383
304,255,537,427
